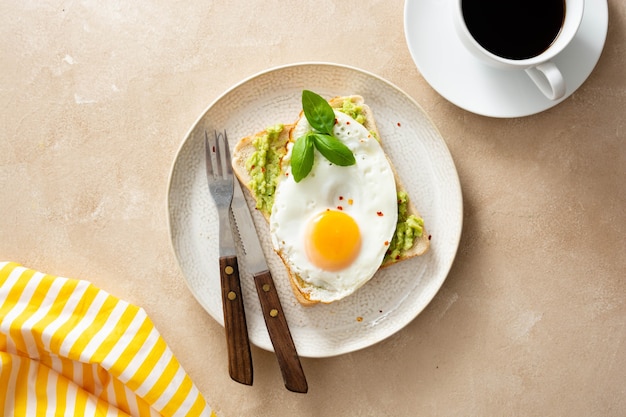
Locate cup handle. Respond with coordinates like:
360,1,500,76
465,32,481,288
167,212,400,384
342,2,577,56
525,62,566,101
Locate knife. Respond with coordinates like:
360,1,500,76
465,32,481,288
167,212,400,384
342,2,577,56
230,179,308,393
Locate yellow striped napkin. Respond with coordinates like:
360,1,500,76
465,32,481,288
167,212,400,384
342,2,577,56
0,261,216,417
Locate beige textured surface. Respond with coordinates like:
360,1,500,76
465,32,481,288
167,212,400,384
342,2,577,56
1,1,624,416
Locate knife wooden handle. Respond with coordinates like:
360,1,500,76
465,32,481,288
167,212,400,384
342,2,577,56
253,270,308,393
219,255,253,385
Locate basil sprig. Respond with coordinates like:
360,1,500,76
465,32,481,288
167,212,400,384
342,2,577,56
290,133,315,184
311,133,356,166
302,90,336,135
290,90,356,182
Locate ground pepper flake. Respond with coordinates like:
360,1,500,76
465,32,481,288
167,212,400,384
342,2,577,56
377,211,384,216
337,206,343,211
356,316,363,322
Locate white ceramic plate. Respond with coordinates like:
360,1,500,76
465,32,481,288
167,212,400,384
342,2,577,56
404,0,608,118
167,63,463,357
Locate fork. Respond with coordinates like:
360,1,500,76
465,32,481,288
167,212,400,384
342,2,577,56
205,129,253,385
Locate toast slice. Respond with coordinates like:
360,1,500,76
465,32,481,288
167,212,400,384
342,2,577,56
232,95,429,306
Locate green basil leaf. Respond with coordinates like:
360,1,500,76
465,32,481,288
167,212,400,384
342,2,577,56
302,90,336,135
290,134,315,182
311,133,356,167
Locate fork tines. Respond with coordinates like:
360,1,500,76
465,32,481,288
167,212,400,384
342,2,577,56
205,130,233,179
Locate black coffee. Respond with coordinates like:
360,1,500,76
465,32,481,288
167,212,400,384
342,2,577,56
462,0,566,60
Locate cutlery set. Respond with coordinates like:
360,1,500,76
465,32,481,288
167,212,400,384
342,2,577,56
205,130,307,393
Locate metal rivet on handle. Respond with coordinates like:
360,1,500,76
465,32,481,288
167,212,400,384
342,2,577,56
269,309,278,317
224,266,234,275
262,284,270,292
227,291,237,300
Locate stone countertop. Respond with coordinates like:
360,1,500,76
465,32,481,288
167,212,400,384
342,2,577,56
1,1,624,416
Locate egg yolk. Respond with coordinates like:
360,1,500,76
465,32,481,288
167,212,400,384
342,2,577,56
305,210,361,271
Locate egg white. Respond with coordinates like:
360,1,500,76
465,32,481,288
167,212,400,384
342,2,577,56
269,110,398,303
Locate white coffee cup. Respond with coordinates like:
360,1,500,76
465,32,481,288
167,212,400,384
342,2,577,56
454,0,584,100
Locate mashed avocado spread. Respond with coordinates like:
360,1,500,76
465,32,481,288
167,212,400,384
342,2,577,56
245,109,423,260
245,124,286,215
384,191,424,264
340,98,366,124
340,98,378,140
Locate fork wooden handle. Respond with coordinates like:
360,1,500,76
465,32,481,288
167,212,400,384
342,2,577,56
219,255,253,385
253,270,308,393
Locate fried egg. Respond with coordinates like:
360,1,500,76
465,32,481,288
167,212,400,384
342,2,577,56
269,110,398,303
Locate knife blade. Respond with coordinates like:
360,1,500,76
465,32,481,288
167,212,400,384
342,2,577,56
231,179,308,393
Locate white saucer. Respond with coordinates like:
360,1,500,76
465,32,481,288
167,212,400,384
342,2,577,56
404,0,608,118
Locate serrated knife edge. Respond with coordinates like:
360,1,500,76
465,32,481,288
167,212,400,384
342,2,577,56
230,179,270,274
